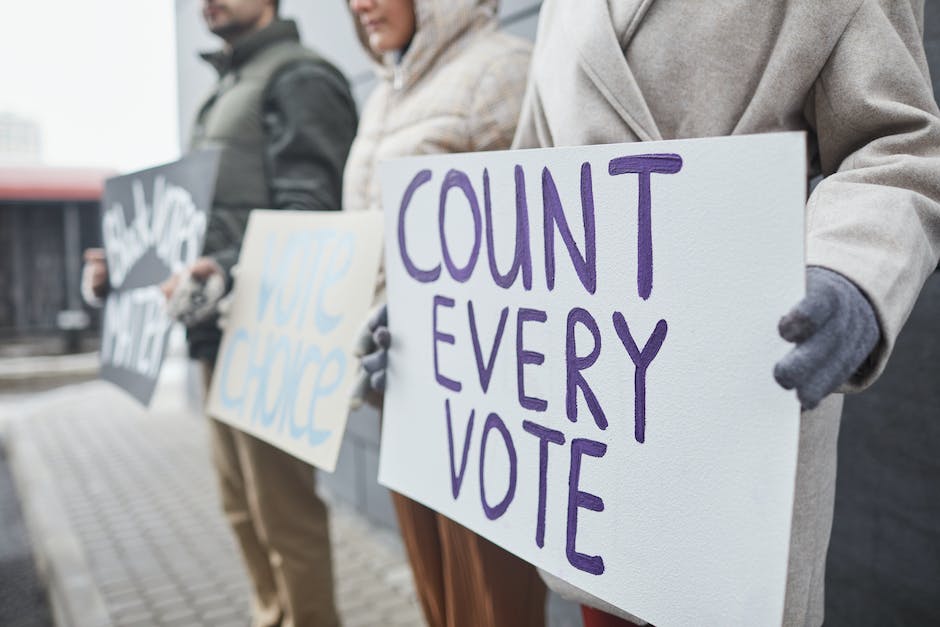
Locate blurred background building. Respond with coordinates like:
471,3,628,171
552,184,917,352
0,167,111,353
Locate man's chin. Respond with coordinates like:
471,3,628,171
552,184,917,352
207,20,241,38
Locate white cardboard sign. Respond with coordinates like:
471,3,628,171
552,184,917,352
378,133,806,626
207,210,383,472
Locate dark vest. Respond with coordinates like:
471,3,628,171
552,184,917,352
191,21,323,212
187,21,325,362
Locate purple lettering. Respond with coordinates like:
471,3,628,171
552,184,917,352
612,314,668,443
567,438,606,575
397,169,440,282
479,412,517,520
523,420,565,549
432,295,461,392
445,398,475,499
468,301,508,393
608,154,683,300
566,307,606,430
516,308,548,412
543,162,596,294
484,166,532,290
439,169,482,283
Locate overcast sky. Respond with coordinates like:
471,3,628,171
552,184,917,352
0,1,179,173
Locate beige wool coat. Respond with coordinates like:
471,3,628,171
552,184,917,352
514,1,940,626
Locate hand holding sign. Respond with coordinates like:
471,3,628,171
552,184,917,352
163,257,226,327
360,305,390,392
81,248,110,305
774,266,880,409
207,210,383,472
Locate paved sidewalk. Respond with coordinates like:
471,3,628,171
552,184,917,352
2,381,425,627
0,436,53,627
0,351,99,393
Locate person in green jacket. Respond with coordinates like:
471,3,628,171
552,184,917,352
83,1,357,625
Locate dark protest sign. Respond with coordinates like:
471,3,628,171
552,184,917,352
99,150,219,406
377,134,806,625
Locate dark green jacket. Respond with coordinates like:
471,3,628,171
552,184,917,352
188,19,357,361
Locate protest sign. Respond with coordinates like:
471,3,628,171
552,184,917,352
378,133,806,626
99,150,219,406
206,210,384,472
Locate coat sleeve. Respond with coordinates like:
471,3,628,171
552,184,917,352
805,0,940,390
262,60,358,213
208,60,358,277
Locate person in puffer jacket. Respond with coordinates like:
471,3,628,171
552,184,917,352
343,1,546,626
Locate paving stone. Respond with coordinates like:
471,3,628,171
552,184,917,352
112,606,153,626
191,589,229,606
110,602,151,622
148,594,189,613
157,606,200,626
199,605,245,623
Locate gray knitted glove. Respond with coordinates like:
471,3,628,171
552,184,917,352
165,271,226,328
216,265,239,332
774,266,880,410
350,305,390,409
360,305,390,391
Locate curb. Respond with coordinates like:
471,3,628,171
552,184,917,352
6,411,113,627
0,353,99,394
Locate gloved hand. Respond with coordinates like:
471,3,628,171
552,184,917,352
350,304,390,409
216,265,239,332
162,257,226,328
81,248,109,307
216,292,235,331
774,266,880,410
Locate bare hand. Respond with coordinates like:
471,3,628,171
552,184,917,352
82,248,109,300
160,273,182,301
189,257,223,281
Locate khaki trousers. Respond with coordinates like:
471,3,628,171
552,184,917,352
203,362,339,627
391,491,546,627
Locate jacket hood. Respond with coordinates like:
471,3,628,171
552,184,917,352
351,0,499,88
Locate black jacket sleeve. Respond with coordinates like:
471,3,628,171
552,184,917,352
208,59,358,279
262,59,358,213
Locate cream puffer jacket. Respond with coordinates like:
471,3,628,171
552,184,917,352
343,0,531,223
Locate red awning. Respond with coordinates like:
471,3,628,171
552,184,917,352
0,166,115,202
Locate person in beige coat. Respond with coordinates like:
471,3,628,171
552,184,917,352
344,1,546,626
512,1,940,626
